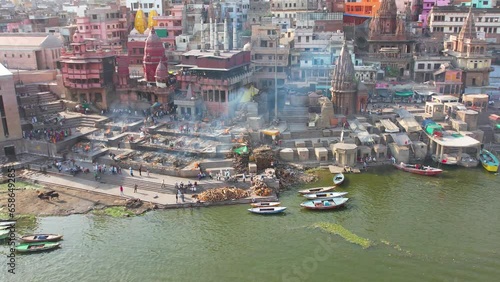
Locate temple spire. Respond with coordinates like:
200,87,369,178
458,6,477,41
331,41,355,92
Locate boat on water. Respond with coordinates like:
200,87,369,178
479,149,499,172
20,234,63,243
0,230,9,240
333,173,345,185
297,186,335,195
15,242,61,253
248,207,287,215
432,153,458,165
0,221,16,227
458,153,479,168
393,162,443,176
303,192,348,200
250,202,281,208
300,198,349,210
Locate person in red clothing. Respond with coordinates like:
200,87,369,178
120,186,124,196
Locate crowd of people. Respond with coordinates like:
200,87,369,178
23,128,72,143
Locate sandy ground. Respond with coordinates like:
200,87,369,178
0,184,156,217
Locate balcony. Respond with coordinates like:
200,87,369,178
251,46,289,55
252,59,288,67
64,82,103,89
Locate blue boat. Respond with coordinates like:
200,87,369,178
248,207,287,214
479,149,499,172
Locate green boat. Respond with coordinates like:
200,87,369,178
15,242,61,253
0,230,9,240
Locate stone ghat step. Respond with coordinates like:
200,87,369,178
72,170,227,194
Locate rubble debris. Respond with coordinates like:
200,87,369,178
197,187,250,202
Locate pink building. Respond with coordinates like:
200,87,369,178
59,29,117,110
0,63,23,154
419,0,450,27
154,5,184,49
75,4,129,51
0,33,63,70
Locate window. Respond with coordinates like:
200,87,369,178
417,63,425,70
434,63,440,69
92,15,97,20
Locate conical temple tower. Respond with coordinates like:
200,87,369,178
330,42,358,115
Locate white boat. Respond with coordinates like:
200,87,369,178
432,153,458,165
333,173,345,185
303,192,348,200
248,207,287,214
297,187,335,195
458,153,479,168
0,221,16,227
250,202,281,208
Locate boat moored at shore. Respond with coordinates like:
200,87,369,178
479,149,499,172
393,162,443,176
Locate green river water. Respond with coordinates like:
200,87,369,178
2,166,500,282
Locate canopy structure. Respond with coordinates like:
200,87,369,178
394,90,414,97
414,90,437,96
261,129,280,136
397,117,421,133
390,133,413,146
379,119,400,133
348,119,366,133
357,131,375,145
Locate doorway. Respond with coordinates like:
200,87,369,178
4,145,16,161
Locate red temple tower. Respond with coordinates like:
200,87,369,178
143,28,167,83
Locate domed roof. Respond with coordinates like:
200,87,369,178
155,60,168,80
145,28,160,44
243,42,251,51
129,28,140,36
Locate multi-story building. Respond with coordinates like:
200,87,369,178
155,5,184,49
127,0,163,17
220,0,250,29
0,33,63,70
59,29,117,109
247,0,271,27
454,0,495,8
296,11,344,32
175,49,253,118
344,0,382,26
250,24,290,90
413,55,453,82
418,0,450,27
0,63,23,155
433,63,464,96
75,4,129,51
443,8,493,87
428,6,500,47
289,23,347,93
270,0,318,26
363,0,414,78
28,15,61,32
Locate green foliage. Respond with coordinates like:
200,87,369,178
313,222,372,249
0,181,43,191
93,206,135,217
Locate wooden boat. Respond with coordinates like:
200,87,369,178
333,173,345,185
15,242,61,253
0,221,16,227
458,153,479,168
432,153,458,165
20,234,63,243
300,198,349,210
303,192,348,200
248,207,287,214
250,202,281,208
0,230,9,240
393,162,443,176
297,186,335,195
0,225,13,230
479,149,499,172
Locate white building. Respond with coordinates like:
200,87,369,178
126,0,163,16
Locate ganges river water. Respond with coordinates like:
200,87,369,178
2,166,500,282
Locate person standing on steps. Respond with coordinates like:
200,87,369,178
119,185,124,196
146,168,150,177
129,167,134,176
134,184,138,193
139,165,142,176
175,192,178,203
161,179,166,189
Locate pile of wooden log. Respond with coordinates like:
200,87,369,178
197,187,250,202
253,146,275,172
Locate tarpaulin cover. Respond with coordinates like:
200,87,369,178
394,90,414,97
233,146,248,155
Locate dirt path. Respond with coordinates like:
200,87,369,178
0,182,156,217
